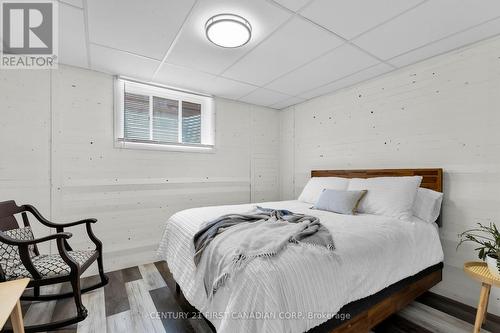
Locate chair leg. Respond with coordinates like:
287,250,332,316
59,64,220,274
97,254,109,285
70,276,88,319
9,278,91,332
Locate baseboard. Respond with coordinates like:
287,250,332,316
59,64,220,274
417,291,500,332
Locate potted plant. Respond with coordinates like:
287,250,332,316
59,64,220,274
457,222,500,278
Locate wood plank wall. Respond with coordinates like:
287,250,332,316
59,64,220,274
0,70,52,254
0,65,280,273
279,35,500,316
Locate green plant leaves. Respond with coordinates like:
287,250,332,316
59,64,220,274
457,222,500,262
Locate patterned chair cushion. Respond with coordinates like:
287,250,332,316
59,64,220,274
6,250,96,280
0,227,36,278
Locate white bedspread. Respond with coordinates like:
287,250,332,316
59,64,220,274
157,200,444,333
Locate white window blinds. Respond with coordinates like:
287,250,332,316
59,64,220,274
124,92,149,140
153,96,179,143
182,101,201,144
116,79,214,151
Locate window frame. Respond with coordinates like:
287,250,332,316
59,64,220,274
114,77,215,153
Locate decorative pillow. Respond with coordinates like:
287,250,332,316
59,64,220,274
298,177,349,204
412,188,443,223
0,227,36,278
347,176,423,219
313,189,368,215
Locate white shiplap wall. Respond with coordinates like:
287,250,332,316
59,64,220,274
280,35,500,315
0,65,280,273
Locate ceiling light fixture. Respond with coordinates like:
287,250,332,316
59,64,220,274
205,14,252,48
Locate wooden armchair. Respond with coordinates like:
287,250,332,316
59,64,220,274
0,200,108,332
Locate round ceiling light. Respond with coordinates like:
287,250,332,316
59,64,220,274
205,14,252,48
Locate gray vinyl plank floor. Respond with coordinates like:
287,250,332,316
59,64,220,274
5,261,493,333
398,301,491,333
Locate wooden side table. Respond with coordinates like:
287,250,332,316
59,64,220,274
0,278,29,333
464,261,500,333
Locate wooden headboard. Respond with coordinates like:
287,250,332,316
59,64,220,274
311,168,443,193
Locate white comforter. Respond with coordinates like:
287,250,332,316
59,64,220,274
157,200,444,333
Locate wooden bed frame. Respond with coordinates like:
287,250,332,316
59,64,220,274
310,168,443,333
175,168,444,333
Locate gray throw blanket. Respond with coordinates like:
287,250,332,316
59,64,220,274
193,207,335,298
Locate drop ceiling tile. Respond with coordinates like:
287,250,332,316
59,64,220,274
86,0,195,60
90,44,161,81
266,44,379,96
59,4,88,68
388,18,500,67
239,88,292,107
298,63,393,99
210,78,259,100
301,0,422,40
155,63,257,99
165,0,292,75
272,0,311,12
270,96,305,109
59,0,83,8
353,0,500,60
222,16,343,86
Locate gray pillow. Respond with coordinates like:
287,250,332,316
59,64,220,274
313,189,368,215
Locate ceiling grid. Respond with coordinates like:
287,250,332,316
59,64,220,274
57,0,500,109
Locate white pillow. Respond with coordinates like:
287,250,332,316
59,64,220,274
298,177,349,204
412,187,443,223
347,176,423,219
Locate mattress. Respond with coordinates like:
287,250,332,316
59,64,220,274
157,200,444,333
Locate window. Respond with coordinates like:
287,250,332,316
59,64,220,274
115,78,214,151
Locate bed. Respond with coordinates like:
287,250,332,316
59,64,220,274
157,168,444,333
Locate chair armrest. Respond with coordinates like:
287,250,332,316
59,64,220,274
57,218,97,228
0,231,73,280
0,231,72,246
20,204,102,255
22,204,97,229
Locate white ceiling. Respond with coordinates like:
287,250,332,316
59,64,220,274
59,0,500,109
